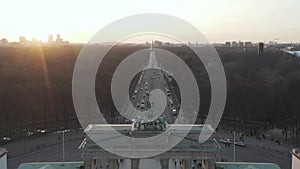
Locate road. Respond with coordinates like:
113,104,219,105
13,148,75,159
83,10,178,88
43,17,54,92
8,139,83,169
215,131,291,169
128,47,180,124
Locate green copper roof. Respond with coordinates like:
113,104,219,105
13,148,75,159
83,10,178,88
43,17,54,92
79,124,219,151
78,137,220,151
216,162,281,169
18,162,84,169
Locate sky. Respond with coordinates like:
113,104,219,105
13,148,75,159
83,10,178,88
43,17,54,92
1,0,300,43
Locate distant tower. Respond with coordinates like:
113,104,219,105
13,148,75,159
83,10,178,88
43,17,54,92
231,41,238,47
48,34,53,43
56,34,62,43
0,38,8,46
19,36,26,43
258,42,264,56
245,42,252,48
225,42,231,47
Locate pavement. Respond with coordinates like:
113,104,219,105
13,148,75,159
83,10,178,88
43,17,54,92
4,129,84,169
7,139,83,169
126,48,179,124
214,130,292,169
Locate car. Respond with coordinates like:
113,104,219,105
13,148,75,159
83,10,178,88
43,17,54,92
141,103,145,109
172,108,177,116
147,102,151,108
2,137,11,141
137,103,140,108
132,96,136,100
219,138,231,144
234,141,245,147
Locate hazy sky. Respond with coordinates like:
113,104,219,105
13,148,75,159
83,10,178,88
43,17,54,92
1,0,300,43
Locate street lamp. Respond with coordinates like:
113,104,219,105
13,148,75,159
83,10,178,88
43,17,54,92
233,131,236,162
57,129,67,162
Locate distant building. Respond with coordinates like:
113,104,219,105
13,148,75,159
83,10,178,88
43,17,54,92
0,38,8,46
31,38,38,42
292,148,300,169
0,148,7,169
31,38,42,46
258,42,264,56
56,34,63,43
225,42,231,47
164,42,172,47
154,40,162,47
53,34,69,45
231,41,238,47
48,34,53,43
244,42,252,48
238,41,244,47
19,36,27,43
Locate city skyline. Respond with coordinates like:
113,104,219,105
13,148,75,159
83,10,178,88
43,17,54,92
1,0,300,43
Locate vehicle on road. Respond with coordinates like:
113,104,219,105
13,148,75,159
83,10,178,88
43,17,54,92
235,141,246,147
166,90,171,96
172,108,177,116
2,136,11,141
219,138,231,144
141,103,145,109
169,99,173,106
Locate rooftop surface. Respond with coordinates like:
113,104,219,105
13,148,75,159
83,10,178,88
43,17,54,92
283,50,300,57
17,162,84,169
84,124,214,133
80,124,220,152
0,148,7,158
79,137,220,151
292,148,300,160
216,162,281,169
